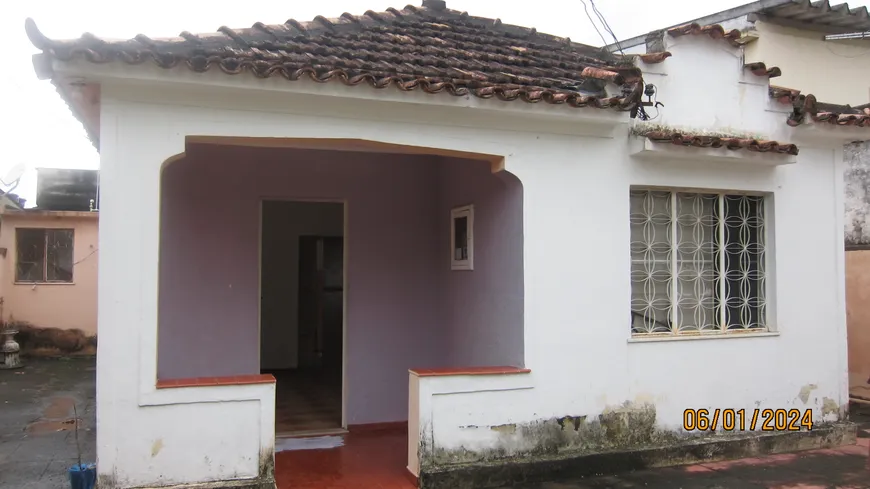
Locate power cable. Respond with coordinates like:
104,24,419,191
589,0,624,55
579,0,609,47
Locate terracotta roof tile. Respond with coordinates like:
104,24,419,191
663,24,773,77
744,62,781,78
645,131,799,155
636,52,672,64
770,85,802,104
25,2,644,113
813,109,870,128
769,88,870,129
666,23,744,47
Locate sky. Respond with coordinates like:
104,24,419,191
3,0,869,206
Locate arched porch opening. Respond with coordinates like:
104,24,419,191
156,138,524,441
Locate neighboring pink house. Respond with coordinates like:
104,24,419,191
0,209,98,335
0,168,99,347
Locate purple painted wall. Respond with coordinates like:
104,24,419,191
438,158,525,367
158,144,523,424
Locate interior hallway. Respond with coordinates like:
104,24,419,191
269,368,342,435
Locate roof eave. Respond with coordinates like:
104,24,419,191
55,81,100,151
608,0,793,51
34,53,100,151
3,209,99,219
609,0,870,52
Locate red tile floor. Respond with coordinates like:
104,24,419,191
275,427,414,489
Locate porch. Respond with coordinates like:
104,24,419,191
154,139,526,482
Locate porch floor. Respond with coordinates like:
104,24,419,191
275,427,413,489
273,413,870,489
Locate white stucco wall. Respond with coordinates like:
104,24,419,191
69,26,860,486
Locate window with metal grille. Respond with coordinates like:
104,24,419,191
16,229,74,283
629,189,767,335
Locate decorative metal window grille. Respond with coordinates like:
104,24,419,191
629,190,767,335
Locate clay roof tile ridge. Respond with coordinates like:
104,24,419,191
24,5,641,113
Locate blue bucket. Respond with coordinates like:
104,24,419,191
69,463,96,489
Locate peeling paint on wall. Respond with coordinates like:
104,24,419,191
490,424,517,434
844,142,870,246
821,397,840,418
421,402,689,469
151,439,163,457
798,384,817,404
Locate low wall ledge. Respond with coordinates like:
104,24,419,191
156,374,276,389
409,366,530,377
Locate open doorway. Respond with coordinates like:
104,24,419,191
260,200,345,436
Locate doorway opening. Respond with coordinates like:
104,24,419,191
260,200,345,436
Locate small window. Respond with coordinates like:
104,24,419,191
16,229,74,283
629,189,768,335
451,205,473,270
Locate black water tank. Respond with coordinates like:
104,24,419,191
35,168,99,211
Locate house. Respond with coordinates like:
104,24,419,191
609,0,870,419
24,0,861,488
0,168,99,355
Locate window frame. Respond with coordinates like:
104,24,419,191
15,227,75,284
450,204,474,271
628,186,773,338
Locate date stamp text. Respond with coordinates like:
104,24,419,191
682,409,813,432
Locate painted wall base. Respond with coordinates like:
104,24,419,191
124,477,275,489
418,422,857,489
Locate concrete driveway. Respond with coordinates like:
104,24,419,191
0,357,96,489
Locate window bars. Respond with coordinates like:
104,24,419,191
15,229,74,283
629,190,766,335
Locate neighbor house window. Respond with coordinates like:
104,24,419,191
451,205,474,270
629,190,767,335
16,229,74,283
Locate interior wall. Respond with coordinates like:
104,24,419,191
158,145,449,424
260,201,343,370
438,158,525,367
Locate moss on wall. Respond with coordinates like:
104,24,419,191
420,399,846,471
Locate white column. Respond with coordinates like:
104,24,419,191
96,94,275,488
96,95,184,483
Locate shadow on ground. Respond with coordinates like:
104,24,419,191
0,357,96,489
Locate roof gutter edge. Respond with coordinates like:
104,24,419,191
606,0,794,52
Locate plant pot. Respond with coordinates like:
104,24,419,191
0,329,21,369
69,463,96,489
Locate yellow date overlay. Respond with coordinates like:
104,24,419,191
683,409,813,432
